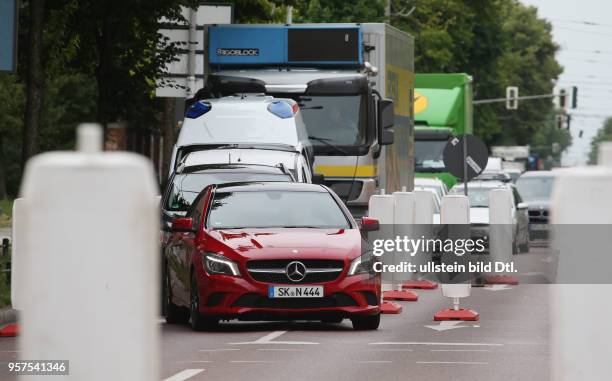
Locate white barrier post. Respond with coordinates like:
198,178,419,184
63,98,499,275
11,198,24,311
19,124,160,381
402,190,438,290
550,143,612,381
368,190,402,314
487,188,517,285
434,195,479,321
383,191,418,301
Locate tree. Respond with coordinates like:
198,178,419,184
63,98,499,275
21,0,45,167
588,118,612,164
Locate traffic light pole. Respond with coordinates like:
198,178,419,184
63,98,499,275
473,93,557,105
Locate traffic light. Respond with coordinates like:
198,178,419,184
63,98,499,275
506,86,518,110
571,86,578,109
556,114,565,129
558,88,568,110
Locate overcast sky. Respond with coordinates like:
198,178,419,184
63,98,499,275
520,0,612,165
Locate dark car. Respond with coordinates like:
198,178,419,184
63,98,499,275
162,182,381,331
515,171,557,241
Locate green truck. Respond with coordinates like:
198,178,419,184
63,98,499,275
413,73,473,188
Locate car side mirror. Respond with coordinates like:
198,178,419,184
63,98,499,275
311,173,325,185
517,202,528,210
171,217,196,233
360,217,380,232
377,99,394,146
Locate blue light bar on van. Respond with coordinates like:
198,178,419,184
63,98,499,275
185,101,212,119
208,25,362,67
267,101,296,119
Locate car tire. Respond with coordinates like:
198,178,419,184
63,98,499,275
163,266,189,324
190,272,219,331
351,313,380,330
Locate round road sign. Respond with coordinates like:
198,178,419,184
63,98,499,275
443,135,489,182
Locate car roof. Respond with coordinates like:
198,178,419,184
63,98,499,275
215,182,328,193
177,95,304,148
414,178,444,187
452,180,510,189
518,170,556,178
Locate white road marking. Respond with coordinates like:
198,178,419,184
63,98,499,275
231,330,318,345
370,342,503,346
364,349,414,352
230,360,279,363
483,284,512,291
417,361,488,365
431,349,489,352
163,368,205,381
425,321,467,331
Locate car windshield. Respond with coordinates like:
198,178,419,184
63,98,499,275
415,140,448,171
207,190,351,229
295,95,365,147
166,171,292,212
515,176,555,202
449,187,493,208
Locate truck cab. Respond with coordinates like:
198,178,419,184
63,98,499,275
198,24,414,216
414,73,473,189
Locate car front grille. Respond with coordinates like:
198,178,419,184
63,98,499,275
246,259,344,284
528,209,549,223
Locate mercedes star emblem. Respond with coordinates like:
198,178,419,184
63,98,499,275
285,261,307,282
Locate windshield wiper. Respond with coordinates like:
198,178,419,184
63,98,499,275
308,136,349,155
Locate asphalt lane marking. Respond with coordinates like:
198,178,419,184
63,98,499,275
199,348,240,352
431,349,489,352
425,321,468,331
417,361,488,365
231,330,318,345
371,342,503,346
163,369,205,381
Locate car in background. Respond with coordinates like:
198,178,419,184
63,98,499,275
515,170,557,241
163,182,382,331
414,177,448,200
503,168,522,183
449,180,530,253
170,95,314,175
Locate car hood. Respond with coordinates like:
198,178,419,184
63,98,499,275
470,207,489,224
526,200,550,210
208,228,362,260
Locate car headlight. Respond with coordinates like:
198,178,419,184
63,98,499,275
203,252,241,276
348,256,377,276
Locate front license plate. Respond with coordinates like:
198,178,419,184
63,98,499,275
268,286,323,298
531,224,549,231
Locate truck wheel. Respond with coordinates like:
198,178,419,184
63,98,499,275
190,272,219,331
164,267,189,324
351,313,380,330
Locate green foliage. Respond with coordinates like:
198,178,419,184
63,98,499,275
530,113,572,164
293,0,386,22
390,0,562,148
588,118,612,164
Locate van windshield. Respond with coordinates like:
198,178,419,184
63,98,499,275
295,95,366,147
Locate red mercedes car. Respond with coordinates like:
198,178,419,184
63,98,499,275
162,182,381,331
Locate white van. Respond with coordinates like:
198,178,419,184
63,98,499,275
170,95,314,175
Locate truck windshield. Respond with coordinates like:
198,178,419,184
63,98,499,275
415,140,447,171
296,95,365,147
